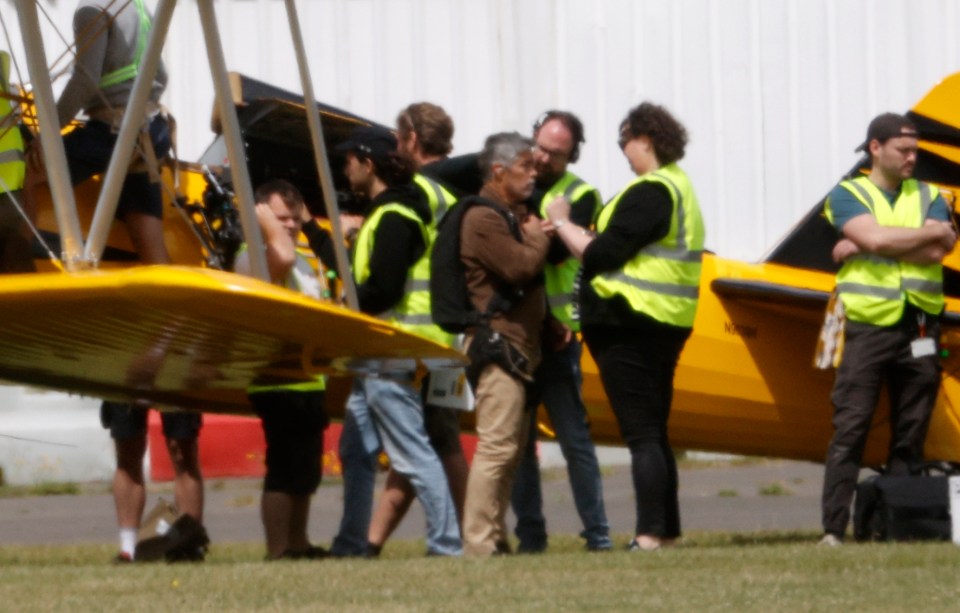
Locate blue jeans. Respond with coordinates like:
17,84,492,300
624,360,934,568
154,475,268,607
331,374,462,556
510,338,611,550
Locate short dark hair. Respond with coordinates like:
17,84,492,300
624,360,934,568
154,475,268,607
255,178,304,216
336,125,415,187
619,102,688,166
396,102,454,157
533,110,585,163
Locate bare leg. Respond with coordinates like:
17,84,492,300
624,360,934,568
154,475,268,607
261,492,293,558
165,437,204,522
368,449,468,547
113,436,148,529
287,495,311,552
441,451,468,523
368,469,416,547
122,210,170,264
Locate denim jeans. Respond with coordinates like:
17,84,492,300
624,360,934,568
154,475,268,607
510,338,611,550
331,374,462,556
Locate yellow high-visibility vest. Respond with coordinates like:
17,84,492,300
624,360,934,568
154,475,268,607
538,171,599,330
413,173,457,230
98,0,151,89
353,203,452,346
0,50,25,194
592,163,705,328
825,175,943,325
237,245,326,393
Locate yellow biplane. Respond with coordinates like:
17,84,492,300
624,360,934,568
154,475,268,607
587,72,960,467
0,0,465,415
3,0,960,470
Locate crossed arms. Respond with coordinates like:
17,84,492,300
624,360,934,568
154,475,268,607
833,214,957,265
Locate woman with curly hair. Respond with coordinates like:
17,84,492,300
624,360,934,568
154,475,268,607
545,102,706,551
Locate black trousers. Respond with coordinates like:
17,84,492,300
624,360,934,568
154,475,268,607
821,305,941,537
584,324,689,538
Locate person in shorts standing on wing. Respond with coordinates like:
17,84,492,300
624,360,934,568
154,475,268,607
41,0,203,563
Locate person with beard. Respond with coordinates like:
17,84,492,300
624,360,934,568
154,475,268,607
330,125,461,558
364,103,469,556
460,132,549,557
818,113,956,546
510,110,612,553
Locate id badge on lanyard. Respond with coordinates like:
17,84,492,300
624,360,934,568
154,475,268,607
910,313,937,358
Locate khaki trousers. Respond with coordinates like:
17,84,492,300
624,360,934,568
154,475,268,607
462,364,530,557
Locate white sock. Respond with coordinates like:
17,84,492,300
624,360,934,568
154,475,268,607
120,528,138,559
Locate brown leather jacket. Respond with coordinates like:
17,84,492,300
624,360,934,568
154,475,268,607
460,187,550,373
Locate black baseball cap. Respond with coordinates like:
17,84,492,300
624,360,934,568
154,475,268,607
855,113,918,152
335,125,397,161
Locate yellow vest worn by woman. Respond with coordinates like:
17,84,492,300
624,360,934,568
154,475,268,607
592,163,705,328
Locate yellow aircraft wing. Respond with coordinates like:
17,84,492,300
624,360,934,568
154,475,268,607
590,254,960,465
0,266,464,413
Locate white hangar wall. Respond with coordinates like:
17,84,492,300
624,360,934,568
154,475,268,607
162,0,960,261
4,0,959,259
1,0,959,483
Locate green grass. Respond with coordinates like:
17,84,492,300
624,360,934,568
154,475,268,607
2,534,958,611
0,481,85,498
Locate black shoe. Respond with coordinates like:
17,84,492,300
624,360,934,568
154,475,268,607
517,542,545,554
586,539,613,552
167,545,207,563
276,545,329,560
492,540,513,556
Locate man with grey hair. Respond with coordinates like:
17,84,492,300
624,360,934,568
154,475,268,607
459,132,550,557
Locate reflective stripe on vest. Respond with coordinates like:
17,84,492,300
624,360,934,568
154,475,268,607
413,173,457,227
825,175,944,325
237,246,326,393
98,0,151,89
353,203,453,346
591,163,705,328
538,171,599,329
0,50,25,193
247,376,326,393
